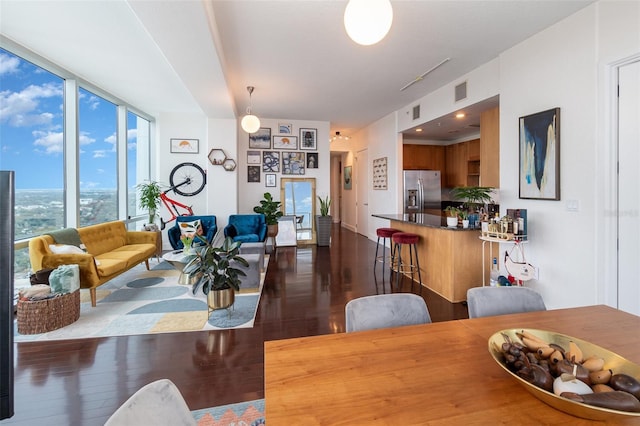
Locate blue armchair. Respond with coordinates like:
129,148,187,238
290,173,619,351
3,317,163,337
224,214,267,243
168,215,217,250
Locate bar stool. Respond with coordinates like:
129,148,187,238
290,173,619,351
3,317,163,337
391,232,423,294
374,228,400,277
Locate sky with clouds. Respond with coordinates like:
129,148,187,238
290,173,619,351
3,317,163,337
0,48,139,190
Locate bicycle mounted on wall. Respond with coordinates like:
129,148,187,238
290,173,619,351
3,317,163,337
159,162,206,230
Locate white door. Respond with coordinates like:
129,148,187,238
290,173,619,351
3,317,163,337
618,59,640,316
356,149,369,236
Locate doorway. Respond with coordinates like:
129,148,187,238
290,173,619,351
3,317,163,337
356,149,369,237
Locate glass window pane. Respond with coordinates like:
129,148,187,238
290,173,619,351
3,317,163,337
78,87,117,226
127,111,150,218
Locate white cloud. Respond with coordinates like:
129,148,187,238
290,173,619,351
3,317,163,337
79,131,96,146
32,130,63,154
0,53,20,75
0,82,63,126
93,150,107,158
105,133,116,144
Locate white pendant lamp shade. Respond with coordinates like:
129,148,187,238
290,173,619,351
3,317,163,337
241,114,261,134
241,86,261,134
344,0,393,46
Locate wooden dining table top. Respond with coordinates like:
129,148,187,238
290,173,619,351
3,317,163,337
264,305,640,425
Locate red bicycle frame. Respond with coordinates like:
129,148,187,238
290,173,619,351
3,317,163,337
159,190,193,229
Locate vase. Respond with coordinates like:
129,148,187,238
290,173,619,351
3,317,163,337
207,288,235,311
462,219,470,229
446,217,458,228
316,215,332,246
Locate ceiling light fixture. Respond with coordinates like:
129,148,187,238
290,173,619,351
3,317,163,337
241,86,261,134
330,131,350,142
344,0,393,46
455,113,465,118
400,58,451,92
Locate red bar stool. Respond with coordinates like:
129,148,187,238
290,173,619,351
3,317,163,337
391,232,423,294
374,228,400,277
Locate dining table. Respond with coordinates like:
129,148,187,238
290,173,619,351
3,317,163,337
264,305,640,425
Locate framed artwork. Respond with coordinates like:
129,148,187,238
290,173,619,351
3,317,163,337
170,138,199,154
275,215,297,247
344,165,352,190
247,150,261,164
262,151,280,172
306,152,318,169
249,127,271,149
299,128,317,150
273,135,297,150
265,173,276,187
372,157,387,190
278,123,292,134
519,107,561,200
282,151,305,175
248,165,260,183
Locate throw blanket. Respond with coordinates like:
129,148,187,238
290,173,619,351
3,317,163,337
46,228,84,248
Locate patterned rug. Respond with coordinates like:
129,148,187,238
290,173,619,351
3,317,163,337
192,399,265,426
14,258,267,342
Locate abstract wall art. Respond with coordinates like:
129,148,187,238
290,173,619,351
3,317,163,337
519,108,560,200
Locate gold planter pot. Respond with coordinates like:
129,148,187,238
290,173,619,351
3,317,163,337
207,288,235,312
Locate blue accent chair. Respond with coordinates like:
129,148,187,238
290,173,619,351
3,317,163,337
224,214,267,243
168,215,217,250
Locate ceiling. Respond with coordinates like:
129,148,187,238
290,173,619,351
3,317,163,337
0,0,594,141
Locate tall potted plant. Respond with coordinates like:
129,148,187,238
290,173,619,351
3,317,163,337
253,192,283,238
183,236,249,312
316,195,332,246
136,180,162,226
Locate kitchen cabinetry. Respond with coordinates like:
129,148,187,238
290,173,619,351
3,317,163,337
403,144,445,173
480,106,500,187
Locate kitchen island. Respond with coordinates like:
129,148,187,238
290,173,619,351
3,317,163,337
373,213,485,302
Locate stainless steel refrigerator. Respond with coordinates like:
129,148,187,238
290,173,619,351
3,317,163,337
403,170,441,213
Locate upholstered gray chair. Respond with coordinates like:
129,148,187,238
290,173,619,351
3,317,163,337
345,293,432,332
105,379,196,426
466,286,547,319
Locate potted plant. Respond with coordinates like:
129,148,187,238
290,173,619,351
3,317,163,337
136,180,162,226
316,195,332,246
183,236,249,312
444,206,461,228
450,186,494,228
253,192,283,238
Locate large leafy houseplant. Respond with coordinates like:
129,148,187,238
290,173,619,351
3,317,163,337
450,186,494,213
136,180,162,224
184,236,249,294
253,192,283,225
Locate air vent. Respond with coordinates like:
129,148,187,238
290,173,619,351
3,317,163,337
455,81,467,102
412,105,420,120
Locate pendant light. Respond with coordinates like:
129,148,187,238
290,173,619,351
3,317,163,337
344,0,393,46
241,86,261,134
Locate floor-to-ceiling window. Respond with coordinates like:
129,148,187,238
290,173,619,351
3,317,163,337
0,45,154,281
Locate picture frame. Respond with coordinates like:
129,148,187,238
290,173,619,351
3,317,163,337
247,150,261,164
248,165,260,183
275,215,297,247
265,173,276,187
249,127,271,149
278,123,292,134
282,151,305,175
262,151,280,172
344,165,352,190
170,138,199,154
306,152,318,169
299,128,317,150
519,107,561,200
372,157,387,190
273,135,297,150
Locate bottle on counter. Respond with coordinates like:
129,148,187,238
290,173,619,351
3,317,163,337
490,257,499,286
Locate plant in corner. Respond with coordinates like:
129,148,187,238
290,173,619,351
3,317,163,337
136,180,162,225
316,195,332,247
253,192,283,238
183,236,249,311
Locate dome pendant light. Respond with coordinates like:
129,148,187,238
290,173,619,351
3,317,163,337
344,0,393,46
241,86,261,134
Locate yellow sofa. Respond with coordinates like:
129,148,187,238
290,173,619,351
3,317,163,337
28,220,159,307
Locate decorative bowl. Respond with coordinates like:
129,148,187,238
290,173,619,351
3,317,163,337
488,329,640,421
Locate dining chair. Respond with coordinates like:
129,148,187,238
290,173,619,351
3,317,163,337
345,293,432,332
466,286,547,319
104,379,196,426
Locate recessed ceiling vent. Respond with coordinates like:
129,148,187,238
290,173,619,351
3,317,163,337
455,81,467,102
412,105,420,120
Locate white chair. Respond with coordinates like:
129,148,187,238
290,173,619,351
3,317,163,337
104,379,196,426
466,286,546,319
345,293,431,332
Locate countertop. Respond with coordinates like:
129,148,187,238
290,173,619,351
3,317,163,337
373,213,478,231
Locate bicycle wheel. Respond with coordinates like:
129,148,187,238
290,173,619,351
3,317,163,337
169,162,206,196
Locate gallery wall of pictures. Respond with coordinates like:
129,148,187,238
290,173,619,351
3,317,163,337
247,125,319,185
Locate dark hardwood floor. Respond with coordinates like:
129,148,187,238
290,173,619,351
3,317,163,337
3,225,468,425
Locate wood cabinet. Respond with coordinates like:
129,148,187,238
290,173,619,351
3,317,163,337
480,106,500,187
403,144,445,172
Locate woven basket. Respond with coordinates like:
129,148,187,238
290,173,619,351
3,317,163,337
17,290,80,335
